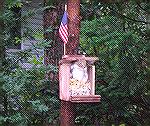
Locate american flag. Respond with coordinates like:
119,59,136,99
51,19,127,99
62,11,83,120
59,11,68,44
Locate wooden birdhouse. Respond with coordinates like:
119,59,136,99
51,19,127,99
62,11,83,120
59,55,101,103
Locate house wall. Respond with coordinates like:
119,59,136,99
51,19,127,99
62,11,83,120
21,0,43,48
21,0,44,68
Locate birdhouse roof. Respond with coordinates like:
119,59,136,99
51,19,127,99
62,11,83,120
59,55,99,65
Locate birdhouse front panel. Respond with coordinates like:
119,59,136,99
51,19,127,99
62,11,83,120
59,62,70,101
59,55,101,102
88,65,95,95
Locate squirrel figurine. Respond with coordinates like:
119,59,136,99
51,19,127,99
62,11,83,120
70,59,88,84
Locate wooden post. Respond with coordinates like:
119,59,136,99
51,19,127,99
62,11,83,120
66,0,81,55
60,0,80,126
60,101,75,126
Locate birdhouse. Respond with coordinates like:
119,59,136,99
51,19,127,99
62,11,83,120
59,55,101,103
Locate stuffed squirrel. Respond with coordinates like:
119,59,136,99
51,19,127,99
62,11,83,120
69,59,91,96
70,59,88,84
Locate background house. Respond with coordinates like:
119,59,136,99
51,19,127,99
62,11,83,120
6,0,44,69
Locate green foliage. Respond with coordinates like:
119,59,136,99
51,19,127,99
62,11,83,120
1,63,59,125
0,1,60,126
1,0,150,126
5,0,23,8
79,1,150,126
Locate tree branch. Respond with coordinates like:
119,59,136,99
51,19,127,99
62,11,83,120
136,2,149,13
122,14,150,24
109,7,150,24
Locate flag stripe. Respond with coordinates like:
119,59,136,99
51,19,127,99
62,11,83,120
59,29,68,43
59,23,68,36
59,24,68,43
59,26,68,43
59,11,68,44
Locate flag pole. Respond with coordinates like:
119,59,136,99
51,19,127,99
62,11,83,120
64,4,67,55
64,43,66,55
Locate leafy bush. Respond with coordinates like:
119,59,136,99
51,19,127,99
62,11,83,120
79,1,150,125
0,1,60,125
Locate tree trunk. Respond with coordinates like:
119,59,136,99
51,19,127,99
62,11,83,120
0,0,5,69
66,0,80,55
43,0,65,89
44,0,65,65
60,0,81,126
0,3,9,126
60,101,75,126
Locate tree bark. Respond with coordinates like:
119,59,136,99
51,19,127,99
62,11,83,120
0,2,9,126
60,101,75,126
43,0,65,66
43,0,65,91
66,0,80,55
0,0,5,69
60,0,81,126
